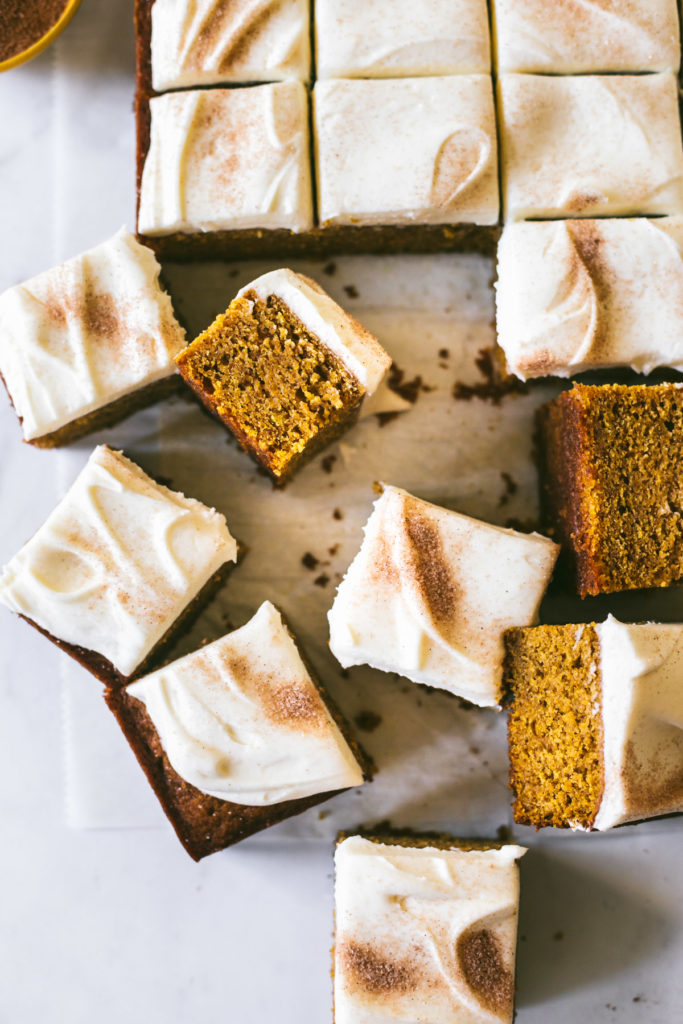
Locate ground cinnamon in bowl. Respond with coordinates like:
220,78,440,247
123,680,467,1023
0,0,70,63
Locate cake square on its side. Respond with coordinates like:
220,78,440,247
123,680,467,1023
493,0,681,73
174,268,392,484
0,229,186,447
495,217,683,380
333,834,525,1024
0,445,238,685
137,83,314,239
537,382,683,597
315,0,491,79
148,0,310,92
328,485,558,708
314,76,499,229
498,73,683,221
107,602,369,860
505,617,683,831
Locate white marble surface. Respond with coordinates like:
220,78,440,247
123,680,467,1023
1,2,682,1021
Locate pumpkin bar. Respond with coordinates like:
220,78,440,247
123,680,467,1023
107,601,368,860
174,269,392,484
0,445,237,686
505,617,683,830
328,485,558,708
537,382,683,597
333,834,526,1024
498,72,683,221
0,228,185,447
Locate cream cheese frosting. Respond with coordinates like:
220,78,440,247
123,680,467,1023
138,83,313,236
499,73,683,222
593,616,683,831
150,0,310,91
0,446,237,677
0,229,185,441
493,0,681,73
127,601,364,805
334,836,526,1024
314,76,499,228
495,217,683,380
328,486,559,708
315,0,491,78
238,269,392,395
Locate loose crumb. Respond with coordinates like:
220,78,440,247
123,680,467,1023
301,552,319,570
314,573,330,587
498,471,518,507
343,284,359,299
354,710,383,733
453,348,528,406
333,508,343,520
328,543,340,556
321,454,337,474
323,262,336,276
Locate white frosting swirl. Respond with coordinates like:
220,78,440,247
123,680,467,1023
594,616,683,831
499,73,683,221
238,269,392,395
494,0,681,73
0,229,185,441
127,601,364,805
0,446,237,676
138,83,313,236
496,217,683,380
151,0,310,91
314,76,499,227
334,836,526,1024
315,0,491,78
328,486,558,708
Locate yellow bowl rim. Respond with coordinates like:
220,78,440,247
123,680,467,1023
0,0,84,73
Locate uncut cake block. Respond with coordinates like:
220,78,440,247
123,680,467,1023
314,76,499,229
175,268,392,484
315,0,491,78
495,217,683,380
538,382,683,597
0,229,185,447
146,0,310,91
328,485,558,708
334,835,526,1024
493,0,680,73
0,446,237,686
107,602,367,860
137,82,313,239
505,617,683,831
498,73,683,221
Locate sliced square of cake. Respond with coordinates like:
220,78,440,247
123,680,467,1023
147,0,310,92
107,601,368,860
315,0,491,78
314,76,499,228
495,217,683,380
505,616,683,830
137,83,313,238
493,0,680,73
328,485,558,708
0,445,237,685
537,382,683,597
334,834,526,1024
498,73,683,221
0,228,185,447
174,268,392,484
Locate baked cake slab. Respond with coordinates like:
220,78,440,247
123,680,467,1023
506,616,683,831
314,76,499,229
315,0,491,78
175,268,392,484
0,445,237,684
538,382,683,597
334,835,525,1024
137,82,313,237
0,228,185,446
328,485,559,708
495,217,683,380
149,0,310,92
108,601,367,859
499,72,683,221
493,0,681,73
